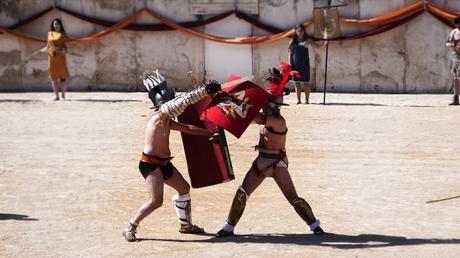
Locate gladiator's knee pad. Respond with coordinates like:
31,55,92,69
290,197,317,225
172,193,192,225
227,186,248,226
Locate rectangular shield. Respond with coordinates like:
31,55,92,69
178,96,234,188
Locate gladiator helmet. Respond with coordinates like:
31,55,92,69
143,69,175,107
262,67,290,116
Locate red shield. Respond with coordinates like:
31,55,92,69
200,76,271,138
178,99,234,188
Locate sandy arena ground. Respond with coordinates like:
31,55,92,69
0,92,459,258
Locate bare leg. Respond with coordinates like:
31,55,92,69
304,82,312,104
294,82,302,104
51,79,59,100
272,167,298,201
273,167,322,234
241,168,266,196
123,170,164,241
131,170,164,224
60,79,67,99
164,167,190,195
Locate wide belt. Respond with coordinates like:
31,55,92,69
140,152,173,166
253,145,286,160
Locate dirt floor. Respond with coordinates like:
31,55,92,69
1,92,459,258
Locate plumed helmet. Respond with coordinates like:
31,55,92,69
265,67,283,86
143,69,175,107
262,66,290,115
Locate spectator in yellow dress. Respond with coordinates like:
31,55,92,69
46,18,69,100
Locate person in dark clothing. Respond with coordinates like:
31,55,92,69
289,24,326,104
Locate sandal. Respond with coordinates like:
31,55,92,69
179,224,205,234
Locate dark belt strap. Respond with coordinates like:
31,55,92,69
259,151,286,160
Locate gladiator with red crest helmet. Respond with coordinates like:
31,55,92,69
262,62,300,115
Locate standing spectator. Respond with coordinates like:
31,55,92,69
289,24,326,104
446,17,460,106
45,18,69,100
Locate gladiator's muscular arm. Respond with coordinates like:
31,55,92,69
170,119,214,137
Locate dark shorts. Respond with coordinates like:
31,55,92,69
138,160,174,180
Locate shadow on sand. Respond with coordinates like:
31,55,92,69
70,99,142,103
0,99,41,103
310,102,450,108
0,99,142,103
137,232,460,249
0,213,38,221
317,102,387,107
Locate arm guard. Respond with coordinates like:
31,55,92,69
160,81,221,118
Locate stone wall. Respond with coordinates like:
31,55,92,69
0,0,458,93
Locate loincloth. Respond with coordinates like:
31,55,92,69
251,146,288,177
138,152,174,180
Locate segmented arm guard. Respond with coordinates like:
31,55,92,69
160,81,220,118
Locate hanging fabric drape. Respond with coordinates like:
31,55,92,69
0,1,459,45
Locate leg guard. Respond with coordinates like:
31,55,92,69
291,197,318,226
172,193,192,225
226,186,248,226
173,193,205,234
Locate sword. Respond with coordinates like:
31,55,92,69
220,75,254,88
213,75,257,102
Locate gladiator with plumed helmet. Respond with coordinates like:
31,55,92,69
215,62,324,237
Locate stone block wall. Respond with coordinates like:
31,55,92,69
0,0,457,93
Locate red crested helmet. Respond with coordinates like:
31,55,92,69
262,62,297,115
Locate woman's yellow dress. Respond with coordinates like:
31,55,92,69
47,31,69,80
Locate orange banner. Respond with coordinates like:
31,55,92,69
341,1,424,26
68,8,145,43
0,26,45,43
0,1,459,45
426,1,460,20
144,8,308,44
